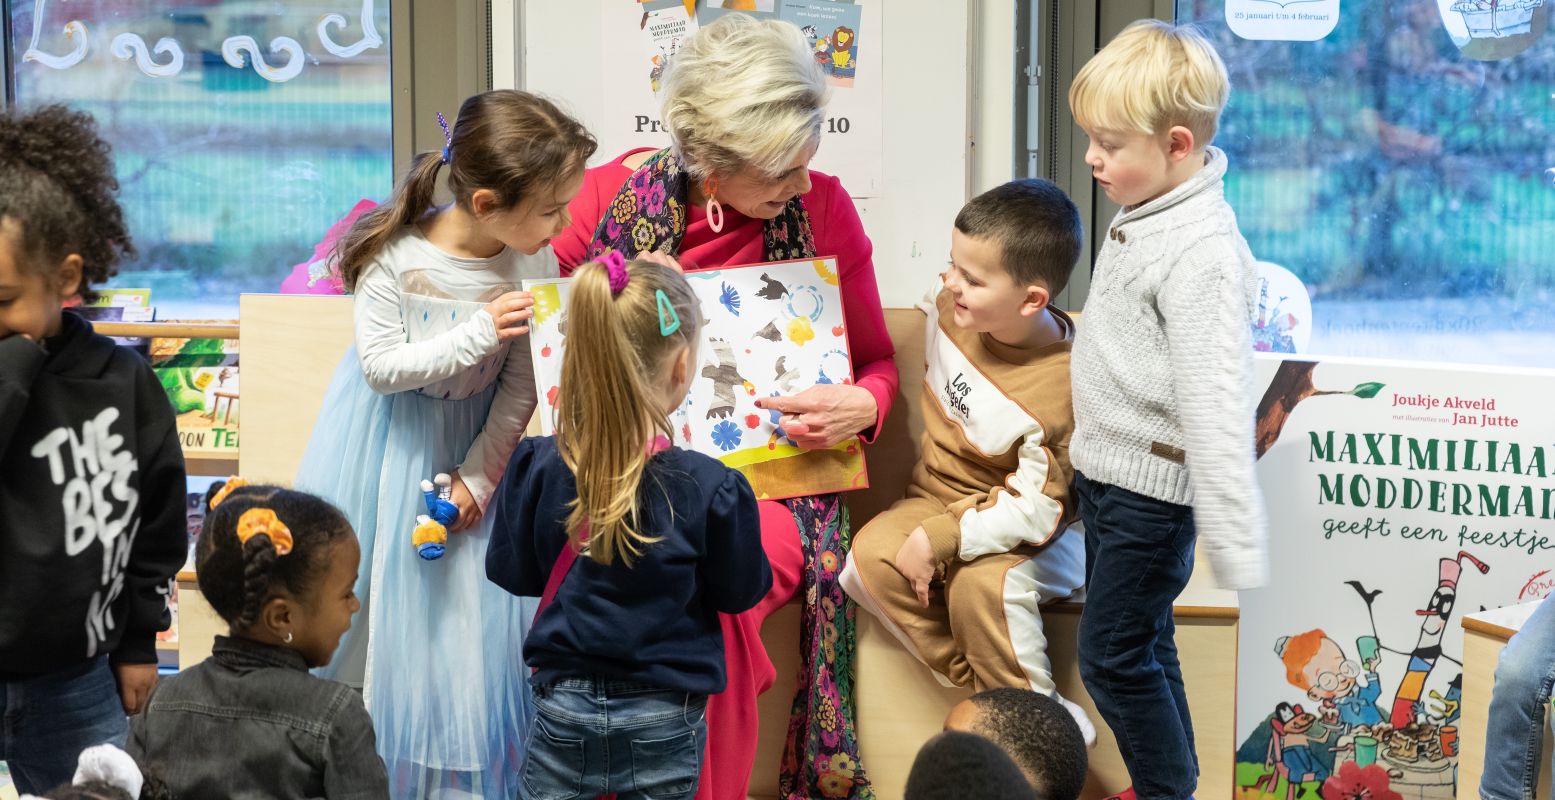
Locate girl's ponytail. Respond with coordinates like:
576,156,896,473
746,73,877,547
556,258,700,566
335,151,443,291
196,483,354,630
556,261,665,566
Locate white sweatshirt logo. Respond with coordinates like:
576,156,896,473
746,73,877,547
30,407,142,657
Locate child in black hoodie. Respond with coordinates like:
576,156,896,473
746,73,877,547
0,105,187,795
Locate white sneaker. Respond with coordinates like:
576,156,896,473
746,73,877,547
1055,691,1098,748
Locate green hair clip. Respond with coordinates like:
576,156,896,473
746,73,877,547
656,289,681,337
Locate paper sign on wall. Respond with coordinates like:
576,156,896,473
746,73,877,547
600,0,883,197
1226,0,1341,41
782,0,863,88
525,256,869,500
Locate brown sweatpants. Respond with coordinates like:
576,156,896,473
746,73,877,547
841,491,1084,693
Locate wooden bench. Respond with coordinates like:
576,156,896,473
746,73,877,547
1457,601,1552,800
198,294,1239,800
746,308,1239,800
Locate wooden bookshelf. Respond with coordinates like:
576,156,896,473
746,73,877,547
92,321,239,340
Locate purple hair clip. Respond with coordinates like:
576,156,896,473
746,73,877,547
603,250,630,296
437,112,452,164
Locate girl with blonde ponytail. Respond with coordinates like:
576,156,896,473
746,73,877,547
293,89,596,796
489,254,772,800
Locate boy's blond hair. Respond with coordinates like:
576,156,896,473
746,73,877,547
1068,19,1229,147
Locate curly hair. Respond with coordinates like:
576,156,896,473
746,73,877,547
196,483,354,630
0,104,134,303
964,688,1088,800
906,731,1037,800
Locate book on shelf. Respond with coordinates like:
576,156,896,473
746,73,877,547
75,287,156,351
152,333,240,460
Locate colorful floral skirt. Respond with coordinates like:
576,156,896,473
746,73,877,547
779,495,875,800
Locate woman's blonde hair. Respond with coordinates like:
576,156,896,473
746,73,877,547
557,258,702,566
659,14,829,183
1068,19,1229,146
336,90,596,290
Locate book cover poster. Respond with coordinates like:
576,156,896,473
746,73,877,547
525,257,868,500
590,0,883,196
706,0,777,12
697,0,780,24
781,0,863,87
1233,354,1555,799
641,0,698,94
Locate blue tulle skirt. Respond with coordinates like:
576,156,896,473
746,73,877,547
296,346,533,799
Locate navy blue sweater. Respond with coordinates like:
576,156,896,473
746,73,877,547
487,435,771,695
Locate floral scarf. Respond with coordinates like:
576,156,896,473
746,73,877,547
590,149,873,800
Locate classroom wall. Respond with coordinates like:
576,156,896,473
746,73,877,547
504,0,1030,308
501,1,1235,611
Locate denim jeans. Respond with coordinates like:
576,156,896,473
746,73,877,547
520,678,707,800
1481,594,1555,800
1,657,127,795
1075,472,1199,800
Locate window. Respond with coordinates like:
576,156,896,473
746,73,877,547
1172,0,1555,366
6,1,394,318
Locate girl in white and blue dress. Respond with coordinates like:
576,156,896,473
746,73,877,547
294,89,596,798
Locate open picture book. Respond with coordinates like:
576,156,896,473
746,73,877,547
524,256,869,500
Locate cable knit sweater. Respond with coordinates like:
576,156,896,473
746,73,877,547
1070,146,1269,591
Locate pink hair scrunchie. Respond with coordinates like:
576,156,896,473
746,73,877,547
602,250,630,296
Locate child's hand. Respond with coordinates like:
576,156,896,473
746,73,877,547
894,527,938,607
448,471,483,532
112,662,158,715
484,291,535,342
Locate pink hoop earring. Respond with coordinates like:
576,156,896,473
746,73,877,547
704,179,725,233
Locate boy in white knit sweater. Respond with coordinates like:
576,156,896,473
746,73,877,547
1067,19,1269,800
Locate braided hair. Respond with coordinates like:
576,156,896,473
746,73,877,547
196,484,353,631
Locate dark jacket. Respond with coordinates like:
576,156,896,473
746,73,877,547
128,635,389,799
487,435,772,695
0,314,186,677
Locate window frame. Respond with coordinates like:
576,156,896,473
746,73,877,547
1047,0,1172,310
1,3,13,106
1,0,495,310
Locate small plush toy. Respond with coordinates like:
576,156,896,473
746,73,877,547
413,473,457,560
